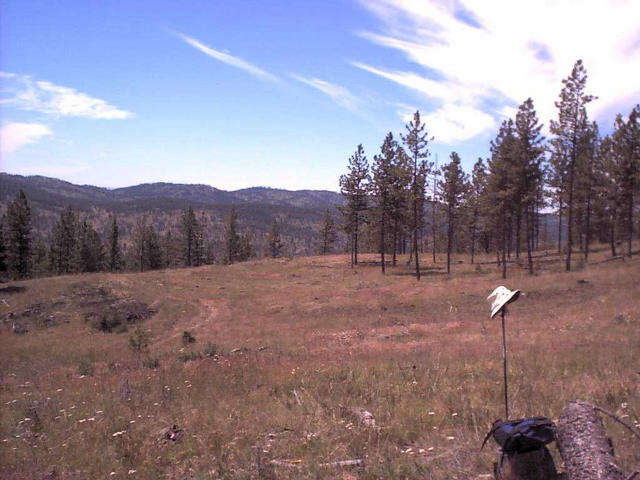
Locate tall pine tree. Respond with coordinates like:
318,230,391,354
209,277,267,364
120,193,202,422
401,111,432,280
339,144,370,267
550,59,594,271
371,132,397,273
439,152,469,274
515,98,545,274
5,190,32,278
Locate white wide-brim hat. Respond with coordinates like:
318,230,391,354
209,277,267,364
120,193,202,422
487,286,521,318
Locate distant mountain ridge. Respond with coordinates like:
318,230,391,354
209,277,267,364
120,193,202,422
0,173,344,211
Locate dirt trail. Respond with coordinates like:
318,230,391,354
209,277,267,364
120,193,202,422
155,296,226,347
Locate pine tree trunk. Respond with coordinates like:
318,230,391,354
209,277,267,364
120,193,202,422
502,211,508,279
471,214,476,265
526,208,533,274
556,401,625,480
380,213,386,274
610,214,617,257
392,217,398,266
354,219,359,265
566,145,577,271
515,210,521,259
446,205,453,274
585,190,592,261
558,196,563,254
414,198,421,280
628,194,634,257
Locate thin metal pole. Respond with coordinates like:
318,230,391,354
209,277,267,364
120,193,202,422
501,309,509,419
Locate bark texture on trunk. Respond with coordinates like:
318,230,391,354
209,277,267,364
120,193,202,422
556,401,625,480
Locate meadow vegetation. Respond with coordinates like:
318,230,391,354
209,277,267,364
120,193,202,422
1,245,639,479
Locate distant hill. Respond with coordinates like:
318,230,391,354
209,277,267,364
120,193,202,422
0,173,346,257
0,173,343,210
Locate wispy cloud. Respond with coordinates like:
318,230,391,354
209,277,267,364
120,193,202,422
290,74,360,112
174,31,278,82
356,0,640,141
1,72,132,119
0,122,52,154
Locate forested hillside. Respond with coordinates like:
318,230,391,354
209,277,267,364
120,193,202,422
0,174,345,275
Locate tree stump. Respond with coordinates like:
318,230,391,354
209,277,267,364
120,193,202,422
556,401,625,480
494,446,560,480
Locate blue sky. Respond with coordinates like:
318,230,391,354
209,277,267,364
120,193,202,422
1,0,639,191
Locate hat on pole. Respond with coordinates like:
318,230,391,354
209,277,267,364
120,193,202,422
487,286,521,318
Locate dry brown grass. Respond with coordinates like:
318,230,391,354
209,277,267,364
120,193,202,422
1,245,639,479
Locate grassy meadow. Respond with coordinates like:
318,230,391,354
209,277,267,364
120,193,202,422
1,245,639,479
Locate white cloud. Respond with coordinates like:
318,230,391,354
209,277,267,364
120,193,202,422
356,0,640,140
423,104,495,143
1,72,132,119
290,74,360,112
174,31,278,82
0,122,52,154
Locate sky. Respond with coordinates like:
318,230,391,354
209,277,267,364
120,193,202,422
1,0,639,192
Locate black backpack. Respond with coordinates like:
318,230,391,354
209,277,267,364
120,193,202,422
482,417,556,454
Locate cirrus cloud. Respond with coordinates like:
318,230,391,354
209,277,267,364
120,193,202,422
356,0,640,142
0,122,52,155
1,72,132,119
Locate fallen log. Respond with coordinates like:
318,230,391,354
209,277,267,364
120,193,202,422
556,400,625,480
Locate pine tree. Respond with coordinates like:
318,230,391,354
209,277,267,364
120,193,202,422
107,215,122,272
0,218,7,274
224,206,241,264
401,111,432,280
515,98,545,274
50,206,77,275
576,121,599,261
469,158,488,264
612,105,640,257
389,147,412,266
596,135,620,256
180,207,198,267
439,152,469,274
265,219,283,259
319,209,337,255
132,216,148,272
339,144,370,267
550,59,595,271
238,232,255,261
487,120,518,279
5,190,32,278
371,132,397,273
145,223,164,269
75,217,104,272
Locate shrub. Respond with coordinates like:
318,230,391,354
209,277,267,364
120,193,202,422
143,357,160,369
129,327,150,354
77,359,94,376
182,330,196,346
